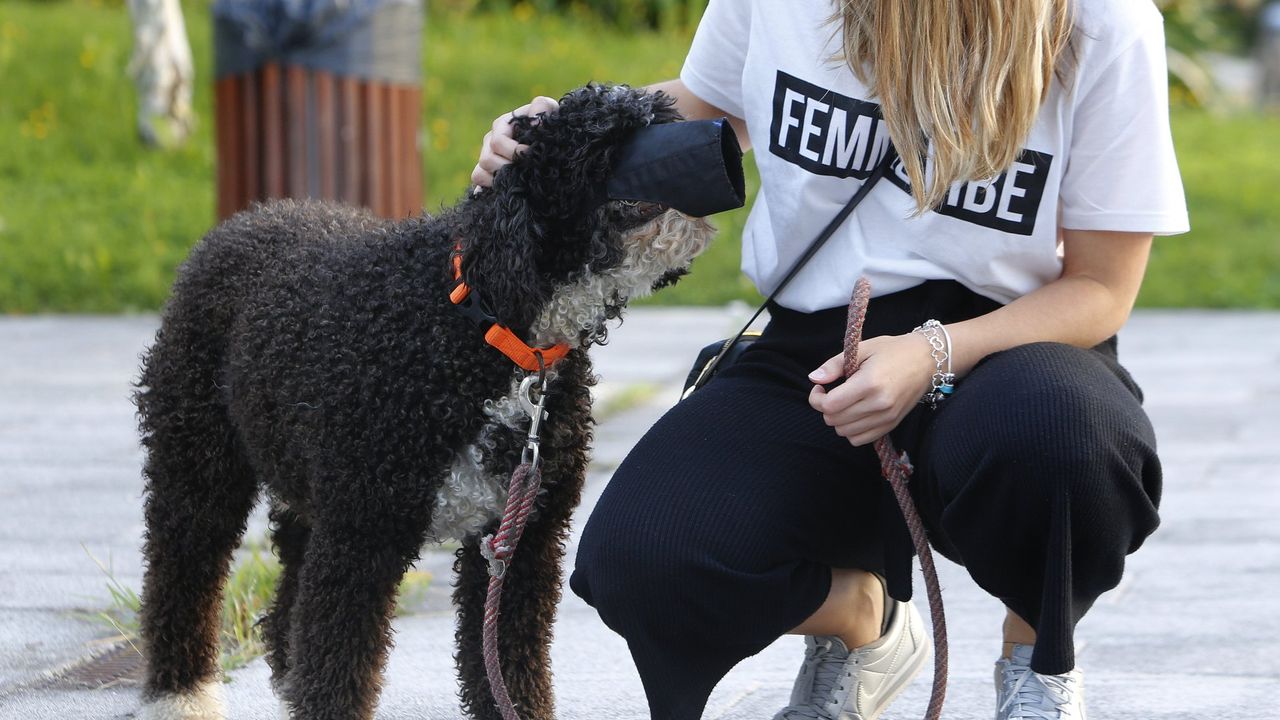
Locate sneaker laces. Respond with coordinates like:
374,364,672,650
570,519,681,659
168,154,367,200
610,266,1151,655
782,638,854,720
998,664,1079,719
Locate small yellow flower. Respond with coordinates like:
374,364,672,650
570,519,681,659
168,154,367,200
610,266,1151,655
80,35,101,69
20,102,56,140
513,2,535,23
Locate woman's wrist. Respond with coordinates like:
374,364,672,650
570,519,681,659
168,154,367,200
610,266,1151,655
880,330,940,408
910,320,956,407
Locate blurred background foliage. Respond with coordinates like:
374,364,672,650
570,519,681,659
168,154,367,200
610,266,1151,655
468,0,709,30
0,0,1276,312
1161,0,1264,54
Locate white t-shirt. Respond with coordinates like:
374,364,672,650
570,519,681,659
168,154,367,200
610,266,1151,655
681,0,1190,311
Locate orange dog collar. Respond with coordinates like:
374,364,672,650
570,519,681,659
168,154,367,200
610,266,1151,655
450,248,571,372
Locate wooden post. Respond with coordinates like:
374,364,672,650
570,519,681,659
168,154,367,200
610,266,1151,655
400,86,423,217
315,71,337,201
241,71,260,206
214,68,423,219
212,0,422,220
214,76,242,218
339,75,361,208
285,65,308,198
260,62,285,199
362,81,385,215
385,84,402,219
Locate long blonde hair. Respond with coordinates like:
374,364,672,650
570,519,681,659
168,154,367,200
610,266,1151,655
833,0,1074,212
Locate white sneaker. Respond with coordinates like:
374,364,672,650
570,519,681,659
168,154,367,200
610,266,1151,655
994,644,1086,720
772,595,930,720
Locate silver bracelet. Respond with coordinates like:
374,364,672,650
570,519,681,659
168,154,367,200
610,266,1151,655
912,319,956,408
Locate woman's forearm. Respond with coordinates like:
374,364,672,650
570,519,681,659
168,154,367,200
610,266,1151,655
943,229,1153,377
947,275,1135,377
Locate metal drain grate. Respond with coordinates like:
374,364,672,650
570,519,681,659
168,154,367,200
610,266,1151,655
45,641,145,690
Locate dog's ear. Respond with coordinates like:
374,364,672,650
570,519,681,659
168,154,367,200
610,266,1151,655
455,181,547,332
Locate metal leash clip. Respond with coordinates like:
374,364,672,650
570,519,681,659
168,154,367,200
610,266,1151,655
518,365,549,470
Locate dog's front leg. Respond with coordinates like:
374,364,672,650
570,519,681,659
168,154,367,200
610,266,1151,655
278,519,420,720
454,514,567,720
455,357,593,720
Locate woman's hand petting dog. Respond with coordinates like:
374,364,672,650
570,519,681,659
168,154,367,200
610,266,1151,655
807,333,936,447
472,95,560,189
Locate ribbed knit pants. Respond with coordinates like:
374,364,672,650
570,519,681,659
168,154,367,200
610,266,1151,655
569,280,1162,720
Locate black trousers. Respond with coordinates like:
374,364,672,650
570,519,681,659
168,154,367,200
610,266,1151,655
569,281,1162,720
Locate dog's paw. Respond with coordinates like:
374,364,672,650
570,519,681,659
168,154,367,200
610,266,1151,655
138,681,227,720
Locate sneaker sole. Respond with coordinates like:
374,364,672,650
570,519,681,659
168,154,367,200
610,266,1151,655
865,601,933,720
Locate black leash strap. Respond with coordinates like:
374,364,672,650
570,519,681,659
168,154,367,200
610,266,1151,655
686,147,899,392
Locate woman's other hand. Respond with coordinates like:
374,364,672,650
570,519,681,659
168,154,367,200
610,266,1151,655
471,96,560,189
807,334,935,447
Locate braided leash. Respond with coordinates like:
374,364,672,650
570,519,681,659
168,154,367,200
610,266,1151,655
843,278,948,720
480,462,544,720
480,371,551,720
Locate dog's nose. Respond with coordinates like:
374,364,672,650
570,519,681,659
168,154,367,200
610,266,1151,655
606,119,746,218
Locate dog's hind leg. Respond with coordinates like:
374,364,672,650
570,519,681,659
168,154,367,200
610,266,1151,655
260,502,310,690
135,354,258,719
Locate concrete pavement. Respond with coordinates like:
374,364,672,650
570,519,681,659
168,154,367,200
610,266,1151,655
1,308,1278,719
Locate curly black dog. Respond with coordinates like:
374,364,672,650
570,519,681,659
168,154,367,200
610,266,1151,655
134,84,716,720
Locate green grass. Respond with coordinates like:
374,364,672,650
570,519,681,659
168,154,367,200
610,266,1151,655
1138,108,1280,308
87,542,432,673
218,546,283,671
0,0,216,312
0,0,1276,311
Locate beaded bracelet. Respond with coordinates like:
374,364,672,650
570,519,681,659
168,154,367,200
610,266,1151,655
913,319,956,408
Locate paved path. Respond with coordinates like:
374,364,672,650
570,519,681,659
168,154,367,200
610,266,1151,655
1,309,1278,719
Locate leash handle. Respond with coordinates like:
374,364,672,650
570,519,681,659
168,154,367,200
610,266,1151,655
844,278,948,720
